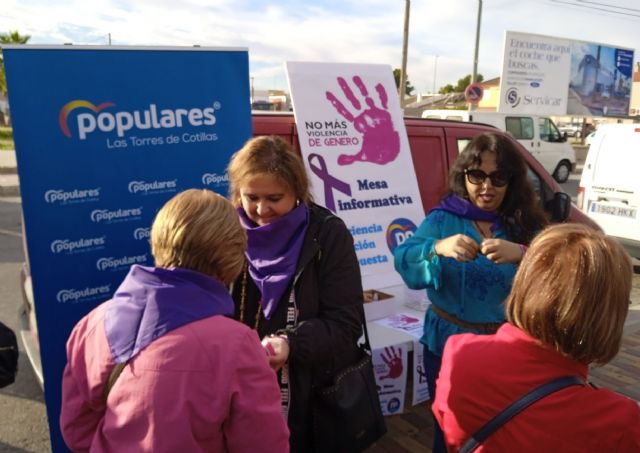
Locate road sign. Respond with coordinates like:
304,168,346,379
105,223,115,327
465,83,484,104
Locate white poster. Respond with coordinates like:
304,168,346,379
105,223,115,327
412,340,430,406
372,344,408,416
499,31,572,115
286,62,425,290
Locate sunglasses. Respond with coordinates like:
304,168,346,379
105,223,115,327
464,169,510,187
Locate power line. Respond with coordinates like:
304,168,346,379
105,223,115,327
549,0,640,18
576,0,640,14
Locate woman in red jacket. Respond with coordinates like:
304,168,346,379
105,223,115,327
433,223,640,452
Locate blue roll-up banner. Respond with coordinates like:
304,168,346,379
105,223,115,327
3,46,251,452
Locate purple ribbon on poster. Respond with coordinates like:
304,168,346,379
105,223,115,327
308,153,351,212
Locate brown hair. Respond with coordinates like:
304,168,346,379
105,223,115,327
151,189,247,284
227,135,312,207
505,223,631,365
448,132,547,244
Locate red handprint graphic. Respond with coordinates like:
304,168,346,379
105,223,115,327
326,75,400,166
380,346,403,380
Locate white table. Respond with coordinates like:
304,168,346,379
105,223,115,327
364,285,429,351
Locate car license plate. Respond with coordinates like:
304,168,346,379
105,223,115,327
590,202,637,219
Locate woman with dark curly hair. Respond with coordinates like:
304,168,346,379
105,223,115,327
393,132,547,453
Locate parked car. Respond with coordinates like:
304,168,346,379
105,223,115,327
19,113,599,387
421,110,576,183
557,122,582,138
578,124,640,259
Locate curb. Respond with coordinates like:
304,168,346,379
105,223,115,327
0,173,20,197
0,185,20,197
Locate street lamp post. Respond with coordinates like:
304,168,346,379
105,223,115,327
432,55,439,94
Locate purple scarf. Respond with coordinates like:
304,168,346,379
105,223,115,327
238,203,309,320
104,265,234,364
430,194,502,232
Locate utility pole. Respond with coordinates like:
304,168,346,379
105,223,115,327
400,0,410,108
470,0,482,111
108,33,112,45
472,0,482,84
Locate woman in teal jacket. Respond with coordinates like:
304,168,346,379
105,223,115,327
393,132,546,453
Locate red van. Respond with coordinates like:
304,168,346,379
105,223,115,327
253,112,597,226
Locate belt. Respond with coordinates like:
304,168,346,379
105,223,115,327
430,304,503,334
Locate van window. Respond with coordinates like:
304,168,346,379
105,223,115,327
446,115,464,121
457,139,471,154
527,167,542,200
505,117,534,140
539,118,563,143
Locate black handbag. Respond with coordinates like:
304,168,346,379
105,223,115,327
312,318,387,453
0,320,19,389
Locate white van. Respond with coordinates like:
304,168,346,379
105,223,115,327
578,124,640,259
421,110,576,183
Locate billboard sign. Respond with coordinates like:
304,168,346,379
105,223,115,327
3,45,251,452
499,31,634,117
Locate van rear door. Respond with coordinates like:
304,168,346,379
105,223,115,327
582,125,640,256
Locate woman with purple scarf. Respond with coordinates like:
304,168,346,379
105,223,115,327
227,136,365,453
393,132,547,453
60,189,289,453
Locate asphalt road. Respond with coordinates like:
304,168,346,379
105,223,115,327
0,198,51,453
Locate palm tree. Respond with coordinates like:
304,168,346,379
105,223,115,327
0,30,30,125
0,30,31,96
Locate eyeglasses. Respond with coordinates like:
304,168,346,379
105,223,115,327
464,169,510,187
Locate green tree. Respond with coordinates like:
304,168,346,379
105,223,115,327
393,68,415,96
0,30,31,96
438,73,484,94
439,84,455,94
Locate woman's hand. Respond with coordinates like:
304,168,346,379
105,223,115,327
434,234,480,262
480,239,522,264
261,335,290,371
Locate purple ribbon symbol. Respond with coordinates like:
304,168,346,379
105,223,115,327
307,153,351,212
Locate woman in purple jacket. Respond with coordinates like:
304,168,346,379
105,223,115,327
60,189,289,453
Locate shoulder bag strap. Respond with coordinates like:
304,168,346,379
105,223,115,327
459,375,584,453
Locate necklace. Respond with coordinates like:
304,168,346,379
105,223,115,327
473,220,493,240
239,265,262,330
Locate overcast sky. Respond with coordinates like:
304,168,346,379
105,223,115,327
3,0,640,94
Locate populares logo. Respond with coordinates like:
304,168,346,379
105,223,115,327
56,284,112,304
50,236,106,254
133,227,150,240
128,179,178,195
201,173,229,187
96,254,148,271
386,218,417,253
90,207,143,223
44,188,101,204
59,99,220,140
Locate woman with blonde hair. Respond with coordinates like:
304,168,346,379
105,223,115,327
433,223,640,452
227,135,367,452
60,189,289,453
